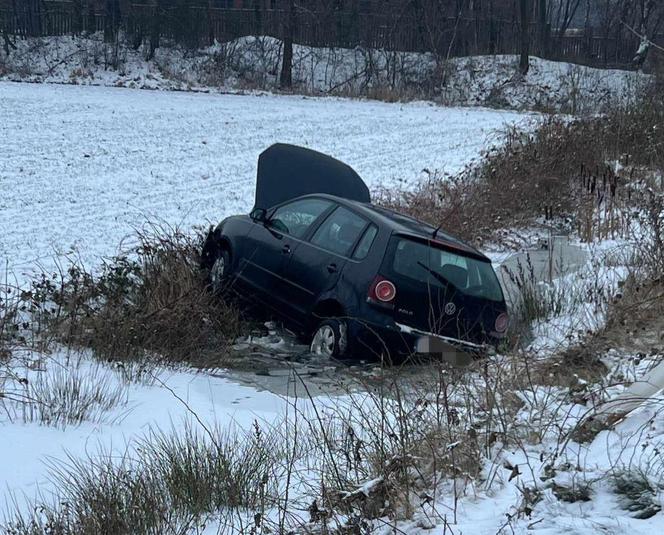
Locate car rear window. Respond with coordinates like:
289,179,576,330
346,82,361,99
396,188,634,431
392,238,503,301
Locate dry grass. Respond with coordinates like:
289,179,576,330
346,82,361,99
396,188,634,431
591,277,664,357
19,224,241,368
375,117,605,244
0,282,21,361
4,423,280,535
3,349,654,534
14,362,129,428
376,84,664,246
557,186,664,370
612,469,663,519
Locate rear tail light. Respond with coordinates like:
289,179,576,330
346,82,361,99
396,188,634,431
368,276,397,305
495,313,509,333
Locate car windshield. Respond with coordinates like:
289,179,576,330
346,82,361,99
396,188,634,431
392,238,503,302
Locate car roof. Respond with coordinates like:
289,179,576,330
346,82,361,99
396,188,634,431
297,193,488,261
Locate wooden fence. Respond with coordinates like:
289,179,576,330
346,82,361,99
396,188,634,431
0,1,653,69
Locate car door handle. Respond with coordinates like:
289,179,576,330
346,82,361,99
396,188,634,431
327,263,338,273
282,245,291,255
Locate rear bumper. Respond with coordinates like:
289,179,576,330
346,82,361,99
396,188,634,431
395,323,491,352
350,314,493,362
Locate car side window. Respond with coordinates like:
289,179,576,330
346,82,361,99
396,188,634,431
268,199,332,239
311,206,367,256
352,224,378,260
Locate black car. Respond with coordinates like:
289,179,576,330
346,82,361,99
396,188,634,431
201,144,508,360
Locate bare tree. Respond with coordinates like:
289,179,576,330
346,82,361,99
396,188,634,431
626,0,664,68
519,0,530,74
104,0,121,43
553,0,582,38
537,0,548,55
1,0,17,55
148,0,162,61
1,24,17,57
71,0,83,36
280,0,295,89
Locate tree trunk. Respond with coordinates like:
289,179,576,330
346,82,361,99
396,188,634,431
2,0,17,54
104,0,120,43
519,0,530,75
71,0,82,35
279,0,295,89
28,0,42,37
2,21,17,56
583,0,592,60
86,0,96,35
148,0,161,61
488,0,496,54
537,0,548,56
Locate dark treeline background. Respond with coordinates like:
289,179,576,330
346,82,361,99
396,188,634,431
1,1,663,69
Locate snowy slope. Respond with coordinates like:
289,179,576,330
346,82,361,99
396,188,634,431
0,35,648,113
0,81,531,278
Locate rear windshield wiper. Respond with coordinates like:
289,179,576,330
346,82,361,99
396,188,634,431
416,261,457,289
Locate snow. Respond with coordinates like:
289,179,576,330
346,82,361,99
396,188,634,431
444,54,648,113
1,78,662,532
0,81,530,279
0,80,536,530
0,35,648,114
1,351,290,508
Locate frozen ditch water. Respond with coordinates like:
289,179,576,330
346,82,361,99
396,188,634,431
497,236,589,306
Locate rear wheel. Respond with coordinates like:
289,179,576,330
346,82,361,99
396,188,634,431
310,318,348,358
209,249,231,294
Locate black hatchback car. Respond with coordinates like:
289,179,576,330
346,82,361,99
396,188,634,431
201,144,508,360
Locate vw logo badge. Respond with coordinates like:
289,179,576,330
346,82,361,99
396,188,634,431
444,302,456,316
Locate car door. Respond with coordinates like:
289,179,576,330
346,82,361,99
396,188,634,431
237,198,333,306
283,205,369,316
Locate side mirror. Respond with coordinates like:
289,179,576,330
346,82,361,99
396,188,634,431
250,208,267,223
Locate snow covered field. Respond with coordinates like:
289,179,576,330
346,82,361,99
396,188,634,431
0,81,530,277
0,83,532,527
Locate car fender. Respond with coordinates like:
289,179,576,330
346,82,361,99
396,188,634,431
314,276,361,322
202,216,251,271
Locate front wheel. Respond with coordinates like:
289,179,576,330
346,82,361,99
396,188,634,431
209,249,231,294
310,319,348,358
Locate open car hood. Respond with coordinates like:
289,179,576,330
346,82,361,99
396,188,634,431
253,144,371,210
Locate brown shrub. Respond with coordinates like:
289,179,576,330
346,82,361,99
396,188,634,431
376,84,664,245
30,224,241,366
375,118,606,244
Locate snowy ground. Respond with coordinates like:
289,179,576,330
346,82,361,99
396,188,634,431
2,82,663,533
0,35,648,114
4,332,663,534
0,81,530,278
1,351,290,510
0,82,530,525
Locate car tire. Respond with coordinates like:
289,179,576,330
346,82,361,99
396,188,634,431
310,318,348,358
209,249,231,294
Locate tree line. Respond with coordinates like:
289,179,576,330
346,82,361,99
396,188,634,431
1,1,663,83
